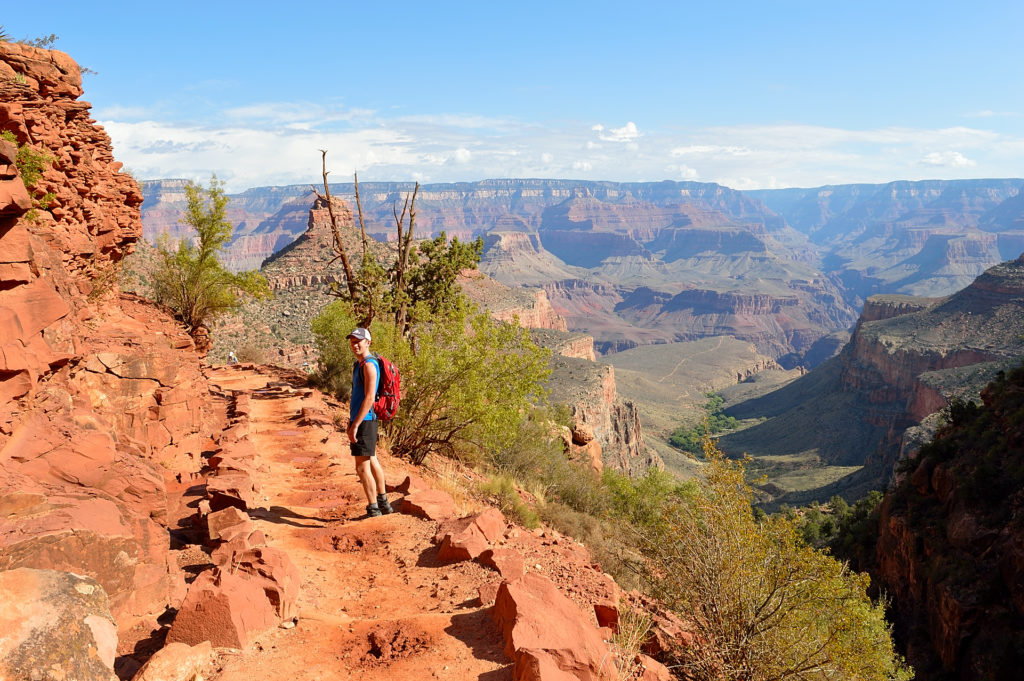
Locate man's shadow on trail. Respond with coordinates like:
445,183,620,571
445,610,512,680
250,505,327,528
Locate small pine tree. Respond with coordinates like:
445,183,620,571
152,176,269,333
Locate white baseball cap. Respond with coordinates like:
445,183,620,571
347,327,371,342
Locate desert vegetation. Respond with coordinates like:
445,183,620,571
151,176,270,334
668,391,740,454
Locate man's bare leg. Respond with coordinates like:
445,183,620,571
355,456,378,504
369,456,387,497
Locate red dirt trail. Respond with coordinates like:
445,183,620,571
187,365,514,680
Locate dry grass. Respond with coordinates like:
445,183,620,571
611,602,653,680
423,456,478,516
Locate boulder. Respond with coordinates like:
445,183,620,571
0,568,118,681
493,573,612,681
387,473,431,494
210,529,266,567
477,580,502,607
206,471,258,511
594,600,619,632
472,507,507,542
643,608,693,657
400,488,457,520
478,548,526,581
132,641,214,681
437,521,488,563
636,653,672,681
513,648,580,681
232,546,301,620
206,506,252,542
435,509,507,563
166,569,278,649
572,423,595,445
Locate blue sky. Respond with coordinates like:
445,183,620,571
5,1,1024,191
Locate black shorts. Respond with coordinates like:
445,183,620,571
350,419,379,457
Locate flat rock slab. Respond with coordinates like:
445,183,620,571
400,489,457,520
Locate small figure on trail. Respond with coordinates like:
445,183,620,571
346,327,394,518
227,350,238,365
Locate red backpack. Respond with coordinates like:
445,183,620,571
360,353,401,421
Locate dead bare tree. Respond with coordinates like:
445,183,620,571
314,149,358,303
314,151,420,331
393,182,419,333
353,171,369,257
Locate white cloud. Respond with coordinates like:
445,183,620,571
99,106,1024,192
671,144,751,157
920,151,977,167
678,165,699,180
595,121,640,143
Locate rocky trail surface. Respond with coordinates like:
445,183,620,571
124,363,670,681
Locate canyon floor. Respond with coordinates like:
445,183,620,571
125,364,622,681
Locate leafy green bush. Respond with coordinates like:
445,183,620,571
152,177,270,332
312,297,550,464
636,439,912,680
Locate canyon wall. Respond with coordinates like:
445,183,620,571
873,364,1024,680
0,43,216,629
719,256,1024,502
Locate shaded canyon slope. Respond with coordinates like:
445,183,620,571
873,363,1024,681
718,253,1024,504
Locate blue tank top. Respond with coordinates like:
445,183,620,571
350,356,380,421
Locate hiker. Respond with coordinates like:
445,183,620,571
227,350,238,365
346,327,394,517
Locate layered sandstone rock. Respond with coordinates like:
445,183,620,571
0,43,216,629
547,355,657,475
459,268,568,331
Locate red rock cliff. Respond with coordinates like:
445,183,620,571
836,260,1024,482
0,43,216,629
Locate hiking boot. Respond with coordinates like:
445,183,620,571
365,503,382,518
377,494,395,515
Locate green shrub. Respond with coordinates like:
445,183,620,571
669,392,740,454
478,474,539,528
152,176,270,332
312,297,550,465
636,439,912,680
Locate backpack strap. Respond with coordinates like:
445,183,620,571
356,353,379,398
